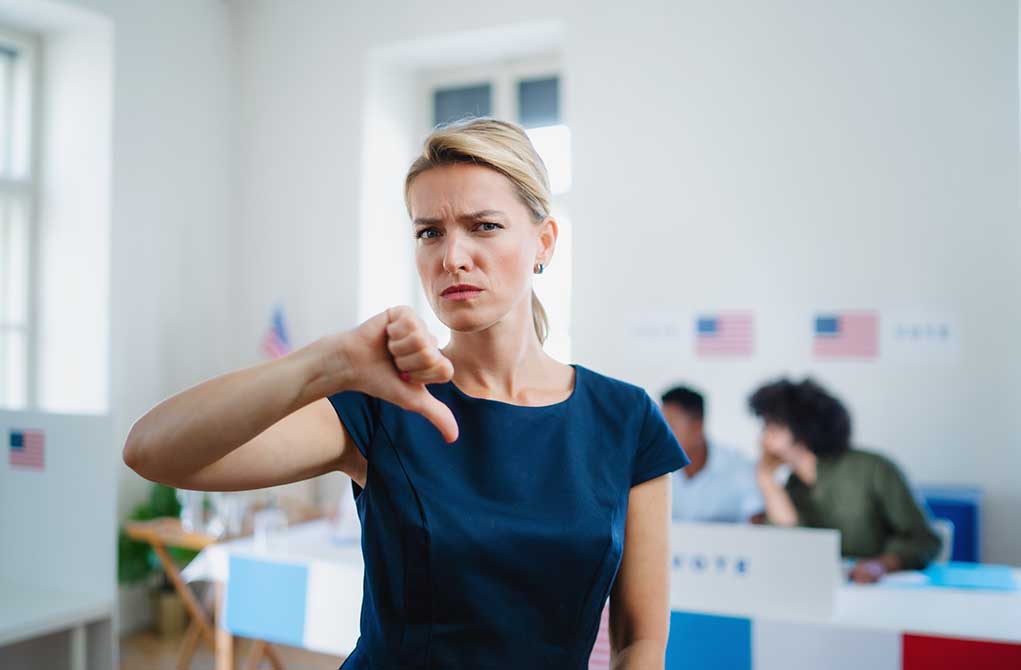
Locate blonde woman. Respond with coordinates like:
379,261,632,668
123,118,688,669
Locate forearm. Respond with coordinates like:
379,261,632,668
882,532,939,569
757,474,798,526
612,639,665,670
123,335,350,482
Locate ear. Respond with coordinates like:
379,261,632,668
536,216,559,265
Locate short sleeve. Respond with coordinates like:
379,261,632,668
325,389,381,461
631,391,690,487
873,455,942,569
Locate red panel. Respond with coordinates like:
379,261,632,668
903,634,1021,670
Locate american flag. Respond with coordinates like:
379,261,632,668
695,313,754,356
588,600,610,669
9,428,45,470
813,312,878,359
260,306,292,359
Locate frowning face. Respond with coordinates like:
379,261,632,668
408,163,556,334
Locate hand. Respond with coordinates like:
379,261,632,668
849,559,888,584
755,452,784,485
341,305,459,443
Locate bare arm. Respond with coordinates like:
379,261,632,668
756,458,798,527
122,307,458,493
609,473,672,669
122,334,363,491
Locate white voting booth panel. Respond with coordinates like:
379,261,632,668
670,521,842,620
0,410,117,670
665,523,1021,669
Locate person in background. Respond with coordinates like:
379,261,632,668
749,377,941,583
662,386,763,523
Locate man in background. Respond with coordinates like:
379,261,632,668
661,385,763,522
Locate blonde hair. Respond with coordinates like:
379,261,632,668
405,117,552,345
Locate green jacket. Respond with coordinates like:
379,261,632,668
786,448,942,569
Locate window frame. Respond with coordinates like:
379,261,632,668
0,24,41,410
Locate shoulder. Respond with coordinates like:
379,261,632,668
841,448,893,468
830,448,904,481
572,365,662,441
574,365,672,450
709,443,755,470
574,363,652,406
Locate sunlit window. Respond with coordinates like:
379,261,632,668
0,28,37,409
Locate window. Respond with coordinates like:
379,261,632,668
434,83,492,126
417,57,573,363
0,27,38,410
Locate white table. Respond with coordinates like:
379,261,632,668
0,579,113,670
182,519,363,664
834,573,1021,643
665,568,1021,669
184,520,1021,669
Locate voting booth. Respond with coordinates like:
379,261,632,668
0,410,117,670
665,522,1021,669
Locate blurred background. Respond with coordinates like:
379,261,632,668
0,0,1018,669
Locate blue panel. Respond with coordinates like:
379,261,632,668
434,84,491,126
666,610,751,670
920,486,982,563
518,77,559,128
226,556,308,647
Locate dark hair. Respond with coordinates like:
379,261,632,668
661,386,705,421
748,378,851,456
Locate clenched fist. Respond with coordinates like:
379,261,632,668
342,305,459,443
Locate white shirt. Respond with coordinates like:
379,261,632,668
671,441,764,522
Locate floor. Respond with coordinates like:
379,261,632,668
120,629,344,670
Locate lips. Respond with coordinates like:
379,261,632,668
441,284,482,296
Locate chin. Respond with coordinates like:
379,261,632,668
437,307,498,334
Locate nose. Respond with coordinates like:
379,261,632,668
441,231,473,275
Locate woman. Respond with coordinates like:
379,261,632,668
749,377,941,584
123,118,689,668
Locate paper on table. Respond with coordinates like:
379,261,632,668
875,562,1019,591
923,562,1019,591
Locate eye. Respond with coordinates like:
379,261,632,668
476,222,502,232
415,227,441,240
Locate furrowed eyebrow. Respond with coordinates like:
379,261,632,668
412,210,506,226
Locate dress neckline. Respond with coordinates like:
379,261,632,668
446,363,581,410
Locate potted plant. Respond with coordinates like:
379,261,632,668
117,483,201,637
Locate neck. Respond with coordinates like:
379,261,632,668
682,438,709,478
790,447,818,486
441,297,554,399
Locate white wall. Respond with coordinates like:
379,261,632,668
233,0,1020,563
47,0,237,522
5,0,238,632
32,15,112,414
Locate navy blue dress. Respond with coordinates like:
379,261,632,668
326,363,688,669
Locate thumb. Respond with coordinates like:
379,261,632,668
406,387,459,444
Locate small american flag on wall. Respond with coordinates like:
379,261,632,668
261,305,293,359
9,428,45,470
694,313,754,357
813,311,879,359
